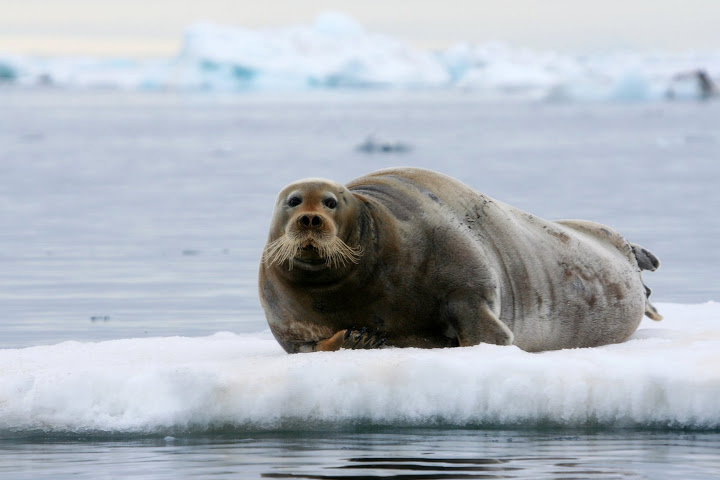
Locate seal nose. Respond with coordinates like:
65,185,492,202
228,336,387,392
297,214,324,229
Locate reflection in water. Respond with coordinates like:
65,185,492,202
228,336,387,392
264,457,514,478
1,431,720,479
262,453,638,479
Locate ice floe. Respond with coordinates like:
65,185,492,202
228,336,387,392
0,302,718,434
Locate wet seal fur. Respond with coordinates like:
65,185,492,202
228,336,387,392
259,167,661,353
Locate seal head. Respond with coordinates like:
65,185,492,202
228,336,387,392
262,179,364,276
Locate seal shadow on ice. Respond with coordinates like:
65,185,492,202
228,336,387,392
258,167,661,353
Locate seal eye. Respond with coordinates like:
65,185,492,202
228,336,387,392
324,198,337,209
287,196,302,207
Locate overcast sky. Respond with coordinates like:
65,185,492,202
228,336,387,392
2,0,719,57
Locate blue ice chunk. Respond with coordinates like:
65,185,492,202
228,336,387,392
0,60,17,81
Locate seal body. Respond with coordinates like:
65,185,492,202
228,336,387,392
259,167,660,353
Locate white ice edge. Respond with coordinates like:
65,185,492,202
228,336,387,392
1,302,718,433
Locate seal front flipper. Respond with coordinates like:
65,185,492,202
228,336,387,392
314,328,386,352
314,330,348,352
341,327,387,350
446,294,514,347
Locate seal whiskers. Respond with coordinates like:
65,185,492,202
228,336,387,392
262,234,303,269
263,233,362,269
316,236,363,268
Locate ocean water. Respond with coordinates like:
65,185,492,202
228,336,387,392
2,431,720,479
1,88,719,478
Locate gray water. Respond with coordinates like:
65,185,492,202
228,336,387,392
2,431,720,479
1,89,719,478
1,89,718,349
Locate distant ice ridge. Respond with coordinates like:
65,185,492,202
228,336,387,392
0,12,449,92
439,43,720,101
178,12,449,89
1,11,719,100
1,302,719,434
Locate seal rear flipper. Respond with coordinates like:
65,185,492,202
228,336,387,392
643,284,663,321
632,244,663,321
631,243,660,271
645,300,663,321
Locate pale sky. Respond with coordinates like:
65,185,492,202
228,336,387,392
2,0,720,57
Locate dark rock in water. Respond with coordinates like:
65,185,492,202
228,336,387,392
666,69,719,101
90,316,111,322
356,135,411,154
38,73,53,85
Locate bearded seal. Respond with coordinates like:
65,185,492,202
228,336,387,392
259,167,661,353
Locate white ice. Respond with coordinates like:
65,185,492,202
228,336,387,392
1,302,718,434
2,12,719,101
177,11,450,89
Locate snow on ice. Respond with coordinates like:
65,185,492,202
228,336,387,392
1,302,718,434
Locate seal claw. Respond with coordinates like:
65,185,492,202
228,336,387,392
371,333,387,348
340,327,386,350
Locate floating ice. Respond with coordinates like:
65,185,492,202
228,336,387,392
0,59,16,81
2,12,720,100
177,13,449,90
1,302,718,434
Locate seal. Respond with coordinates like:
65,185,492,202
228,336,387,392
259,167,661,353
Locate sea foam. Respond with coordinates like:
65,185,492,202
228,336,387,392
1,302,718,434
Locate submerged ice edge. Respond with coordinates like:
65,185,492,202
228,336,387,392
1,303,719,434
1,12,719,101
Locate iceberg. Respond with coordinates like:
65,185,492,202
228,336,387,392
0,60,16,82
440,42,579,99
438,43,720,102
1,12,448,91
1,302,719,434
177,12,450,90
1,12,720,101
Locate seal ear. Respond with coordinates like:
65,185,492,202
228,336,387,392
446,295,514,347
